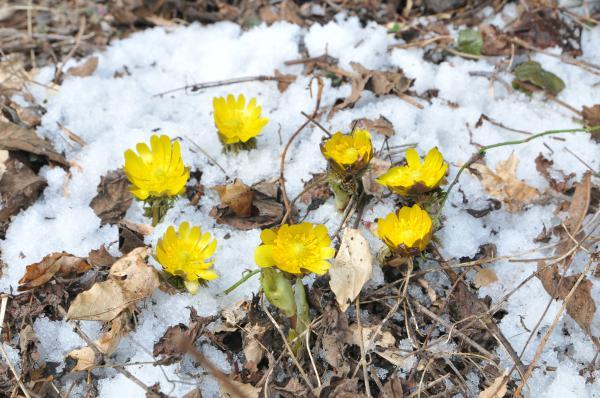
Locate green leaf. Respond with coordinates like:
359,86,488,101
261,268,296,318
512,61,565,96
294,278,310,337
456,29,482,56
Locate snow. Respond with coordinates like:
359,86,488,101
1,6,599,398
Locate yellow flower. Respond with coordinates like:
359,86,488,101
254,223,335,275
377,147,447,196
213,94,269,145
321,129,373,171
123,135,189,201
156,222,218,294
377,204,433,256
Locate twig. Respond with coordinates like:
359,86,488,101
355,297,372,398
261,299,315,390
53,15,86,83
305,327,321,388
152,75,292,97
184,135,227,175
300,111,332,137
185,345,248,398
515,258,595,396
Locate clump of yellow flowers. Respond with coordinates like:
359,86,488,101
321,129,373,211
156,222,218,294
377,204,433,257
123,134,189,226
213,94,269,152
377,147,447,196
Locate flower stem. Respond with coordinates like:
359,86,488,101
224,269,260,295
151,202,160,227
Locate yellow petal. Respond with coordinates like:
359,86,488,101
255,245,275,267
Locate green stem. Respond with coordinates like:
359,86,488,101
224,269,261,295
440,125,599,212
151,201,160,227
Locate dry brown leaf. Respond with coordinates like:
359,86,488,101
534,153,574,193
219,379,260,398
479,24,511,56
274,69,297,93
361,157,391,199
243,324,267,373
345,324,395,350
329,228,373,312
380,374,404,398
478,372,508,398
67,56,99,77
582,105,600,142
213,179,254,217
0,121,69,167
299,172,331,209
556,172,591,270
153,308,216,365
67,247,159,322
18,252,90,291
537,261,596,335
351,115,395,137
67,312,130,371
470,153,540,212
0,54,31,94
210,179,284,230
87,245,117,268
322,333,349,373
332,62,412,116
474,268,498,288
90,169,133,225
0,153,47,234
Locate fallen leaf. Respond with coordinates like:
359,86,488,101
534,153,574,193
210,179,284,230
329,228,373,312
456,28,482,55
90,169,133,225
67,312,130,371
87,245,117,268
478,372,508,398
299,173,331,210
219,379,260,398
345,324,395,350
213,179,254,217
0,121,69,167
0,153,47,235
556,172,591,270
243,324,267,373
67,56,99,77
67,247,159,322
0,54,31,94
511,10,580,56
18,252,90,291
479,24,511,56
512,61,565,96
351,115,395,137
582,105,600,142
380,374,404,398
274,69,297,93
470,153,540,212
332,62,412,116
153,308,216,365
474,268,498,288
118,222,147,254
361,157,391,199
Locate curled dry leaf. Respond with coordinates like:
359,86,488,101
344,323,395,351
67,56,99,77
153,308,216,365
0,151,47,236
470,153,540,212
534,153,574,193
0,121,69,167
474,268,498,288
329,228,373,312
351,115,395,137
67,247,159,322
479,24,511,56
299,172,331,210
243,324,268,373
220,379,261,398
90,169,133,225
274,69,297,93
582,105,600,142
67,312,130,372
210,179,284,230
478,372,508,398
18,252,90,291
361,157,391,199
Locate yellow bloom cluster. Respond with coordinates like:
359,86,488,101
156,222,218,294
213,94,269,145
123,135,189,201
321,129,373,171
254,223,335,275
377,147,447,196
377,204,433,256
